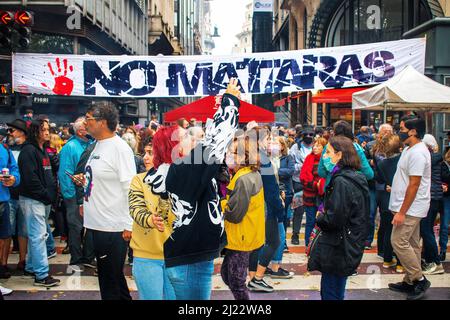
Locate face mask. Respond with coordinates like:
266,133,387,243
323,156,336,172
225,154,236,170
303,136,313,145
399,131,409,143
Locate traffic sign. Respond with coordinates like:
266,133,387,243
0,11,14,26
14,11,34,26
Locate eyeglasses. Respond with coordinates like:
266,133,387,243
7,128,16,133
85,117,99,121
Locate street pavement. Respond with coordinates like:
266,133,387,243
2,228,450,300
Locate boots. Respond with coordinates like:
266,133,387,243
291,233,300,245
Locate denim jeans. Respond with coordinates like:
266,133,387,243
321,273,348,300
46,221,55,255
132,257,175,300
366,188,377,245
166,260,215,300
304,206,317,248
20,196,51,280
0,202,11,239
440,196,450,254
8,199,27,238
420,199,441,264
249,216,280,271
272,222,286,263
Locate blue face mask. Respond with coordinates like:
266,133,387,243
323,156,336,172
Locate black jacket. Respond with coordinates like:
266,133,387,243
75,142,96,205
430,152,443,200
307,167,370,277
18,142,57,205
145,93,240,268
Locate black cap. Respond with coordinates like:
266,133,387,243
7,119,28,135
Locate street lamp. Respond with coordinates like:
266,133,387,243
212,26,220,37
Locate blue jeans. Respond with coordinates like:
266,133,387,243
440,196,450,254
132,257,175,300
8,199,27,238
321,273,348,300
46,221,55,255
166,260,215,300
272,222,286,263
304,206,317,248
366,188,377,245
20,196,51,280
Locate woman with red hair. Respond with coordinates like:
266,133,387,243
144,78,242,300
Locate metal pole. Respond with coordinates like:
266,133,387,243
383,102,387,123
352,109,355,133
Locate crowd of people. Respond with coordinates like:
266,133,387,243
0,79,448,301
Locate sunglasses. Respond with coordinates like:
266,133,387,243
7,128,16,133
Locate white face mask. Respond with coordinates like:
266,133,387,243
225,154,236,170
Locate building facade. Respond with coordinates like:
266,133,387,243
273,0,450,145
0,0,148,124
233,1,253,54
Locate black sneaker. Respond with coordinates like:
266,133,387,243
23,270,35,279
388,281,415,293
406,277,431,300
34,276,61,287
264,267,273,276
270,267,294,279
439,252,446,262
248,277,274,293
0,265,11,279
291,234,300,245
82,260,97,269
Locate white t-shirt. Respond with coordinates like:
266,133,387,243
389,142,431,218
83,135,136,232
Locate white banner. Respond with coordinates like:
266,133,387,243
12,38,426,98
253,0,273,12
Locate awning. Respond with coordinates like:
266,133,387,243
312,87,370,104
164,96,275,123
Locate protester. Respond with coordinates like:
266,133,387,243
4,120,28,272
0,136,20,296
289,128,314,245
143,78,241,300
356,126,373,147
176,118,189,129
388,117,431,300
220,135,265,300
319,120,374,187
420,134,445,275
307,136,369,300
122,132,145,174
80,103,136,300
57,117,94,273
248,127,284,292
18,120,60,287
377,134,404,272
440,149,450,262
300,137,327,247
266,136,295,279
365,124,394,253
128,140,175,300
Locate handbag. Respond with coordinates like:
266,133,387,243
306,225,322,257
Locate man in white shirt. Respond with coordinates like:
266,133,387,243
79,103,136,300
388,117,431,300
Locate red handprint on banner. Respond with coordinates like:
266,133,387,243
41,58,74,96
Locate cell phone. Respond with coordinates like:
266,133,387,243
64,170,83,184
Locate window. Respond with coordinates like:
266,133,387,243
325,0,433,47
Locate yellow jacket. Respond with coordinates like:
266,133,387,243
221,167,265,252
128,173,174,260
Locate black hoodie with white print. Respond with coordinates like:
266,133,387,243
144,93,240,268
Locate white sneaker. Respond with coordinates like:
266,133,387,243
0,285,13,296
423,262,445,275
68,264,85,273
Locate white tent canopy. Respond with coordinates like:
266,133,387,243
352,65,450,112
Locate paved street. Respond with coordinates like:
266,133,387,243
2,228,450,300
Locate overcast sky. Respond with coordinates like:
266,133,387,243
210,0,250,55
